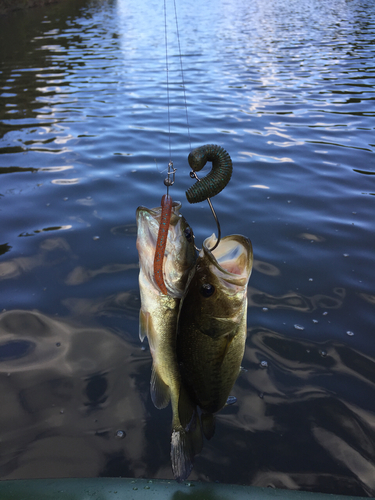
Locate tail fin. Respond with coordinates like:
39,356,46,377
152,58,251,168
171,428,194,482
170,412,203,482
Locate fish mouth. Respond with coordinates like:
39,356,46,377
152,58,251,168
136,201,195,297
136,200,183,247
202,233,253,287
136,200,182,226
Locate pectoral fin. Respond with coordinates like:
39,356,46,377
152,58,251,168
139,309,150,342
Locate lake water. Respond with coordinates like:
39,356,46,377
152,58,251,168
0,0,375,495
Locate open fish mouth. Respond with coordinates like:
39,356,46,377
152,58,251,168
202,233,253,288
136,201,196,298
136,200,183,248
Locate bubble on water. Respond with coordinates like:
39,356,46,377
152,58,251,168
93,236,100,241
312,319,318,324
60,409,64,414
343,253,349,257
260,360,268,368
322,311,328,316
294,324,305,331
309,278,313,282
319,350,327,358
346,330,354,336
56,342,61,347
115,429,126,439
226,396,237,406
63,197,68,201
259,392,264,399
262,307,268,312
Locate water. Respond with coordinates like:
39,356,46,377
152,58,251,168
0,0,374,495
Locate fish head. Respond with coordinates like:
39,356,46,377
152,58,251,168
136,201,196,298
182,233,253,338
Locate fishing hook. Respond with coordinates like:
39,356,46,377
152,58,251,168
189,167,221,252
186,144,232,252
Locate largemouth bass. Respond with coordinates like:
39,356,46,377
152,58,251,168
177,233,253,420
136,200,200,481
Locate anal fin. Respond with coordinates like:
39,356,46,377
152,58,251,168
150,364,170,409
201,412,216,440
178,383,196,431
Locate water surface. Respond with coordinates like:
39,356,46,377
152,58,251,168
0,0,375,495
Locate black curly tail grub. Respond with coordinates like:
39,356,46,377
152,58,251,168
186,144,233,204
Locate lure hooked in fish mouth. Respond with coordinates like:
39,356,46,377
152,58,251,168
136,200,196,298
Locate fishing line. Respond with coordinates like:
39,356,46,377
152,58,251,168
163,0,224,252
163,0,172,169
172,0,191,151
153,0,178,295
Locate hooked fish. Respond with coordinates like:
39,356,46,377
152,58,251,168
136,200,200,481
176,233,253,428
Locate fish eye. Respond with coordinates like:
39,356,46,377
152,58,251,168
184,227,193,242
200,283,215,298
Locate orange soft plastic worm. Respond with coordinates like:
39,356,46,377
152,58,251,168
153,194,173,295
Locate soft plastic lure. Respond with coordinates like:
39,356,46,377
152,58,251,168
153,194,173,295
186,144,233,204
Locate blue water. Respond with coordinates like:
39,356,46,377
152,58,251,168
0,0,375,495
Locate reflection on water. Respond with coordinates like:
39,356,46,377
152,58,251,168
248,285,344,312
0,0,375,494
1,309,375,494
0,309,149,479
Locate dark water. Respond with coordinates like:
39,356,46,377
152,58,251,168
1,0,375,495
